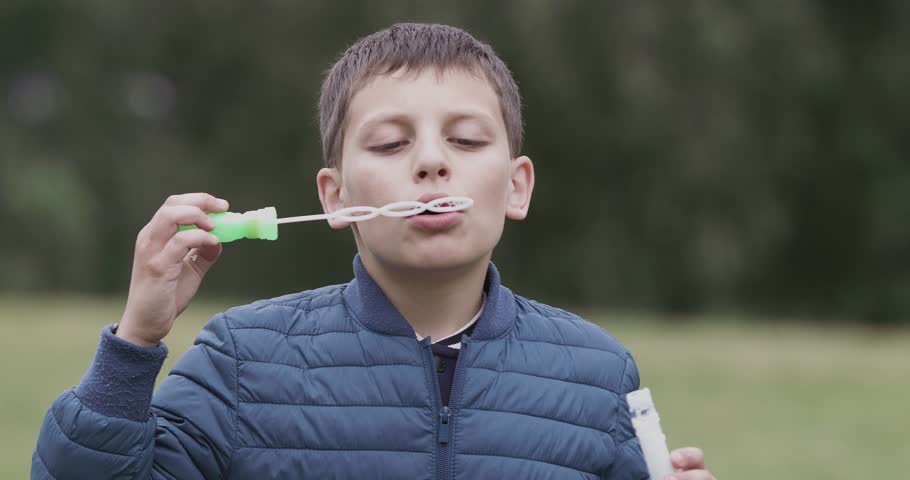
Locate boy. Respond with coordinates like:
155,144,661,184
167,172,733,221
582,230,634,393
33,23,715,479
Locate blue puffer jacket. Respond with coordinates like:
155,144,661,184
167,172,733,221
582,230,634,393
33,256,648,479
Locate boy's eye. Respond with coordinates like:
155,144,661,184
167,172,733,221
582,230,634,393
450,138,487,148
370,141,408,152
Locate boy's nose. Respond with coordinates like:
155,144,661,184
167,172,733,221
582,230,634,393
413,141,451,181
417,167,448,179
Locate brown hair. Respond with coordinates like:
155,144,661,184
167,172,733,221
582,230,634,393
318,23,523,168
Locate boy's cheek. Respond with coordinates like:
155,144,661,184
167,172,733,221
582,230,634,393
342,169,389,205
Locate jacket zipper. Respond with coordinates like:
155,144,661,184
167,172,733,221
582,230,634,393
426,341,469,480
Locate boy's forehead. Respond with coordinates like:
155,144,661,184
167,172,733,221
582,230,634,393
346,67,504,132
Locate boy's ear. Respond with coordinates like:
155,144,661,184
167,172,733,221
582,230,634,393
316,167,352,229
505,155,534,220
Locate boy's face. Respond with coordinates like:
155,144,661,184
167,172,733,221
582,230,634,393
317,67,534,273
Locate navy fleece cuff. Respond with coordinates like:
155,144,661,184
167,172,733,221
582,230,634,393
73,324,168,421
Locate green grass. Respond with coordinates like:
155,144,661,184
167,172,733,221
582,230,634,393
2,297,908,479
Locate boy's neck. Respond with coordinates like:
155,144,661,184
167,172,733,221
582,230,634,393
359,253,489,341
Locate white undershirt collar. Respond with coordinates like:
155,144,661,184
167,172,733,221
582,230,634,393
415,291,486,346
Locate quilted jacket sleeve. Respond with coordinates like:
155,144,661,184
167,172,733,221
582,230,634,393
603,352,650,479
32,313,238,479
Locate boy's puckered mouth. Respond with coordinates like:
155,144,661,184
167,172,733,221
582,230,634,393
416,192,451,204
407,211,463,230
416,192,456,216
408,192,466,229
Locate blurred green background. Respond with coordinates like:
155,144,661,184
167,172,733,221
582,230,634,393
2,0,909,478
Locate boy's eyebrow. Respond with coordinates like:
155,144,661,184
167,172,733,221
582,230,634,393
354,112,411,134
445,110,499,134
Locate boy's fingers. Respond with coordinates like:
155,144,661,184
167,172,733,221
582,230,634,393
157,229,220,267
670,447,706,470
157,205,215,228
163,193,230,213
146,205,215,245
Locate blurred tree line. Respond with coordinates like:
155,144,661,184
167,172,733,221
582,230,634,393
1,0,908,323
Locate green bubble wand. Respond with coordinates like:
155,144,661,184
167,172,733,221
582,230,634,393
179,196,473,243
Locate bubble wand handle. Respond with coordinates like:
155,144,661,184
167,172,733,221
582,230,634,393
178,207,279,243
626,388,674,480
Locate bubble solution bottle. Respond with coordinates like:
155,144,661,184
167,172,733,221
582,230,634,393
626,388,674,480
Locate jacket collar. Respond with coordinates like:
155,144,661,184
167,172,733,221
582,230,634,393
342,254,515,341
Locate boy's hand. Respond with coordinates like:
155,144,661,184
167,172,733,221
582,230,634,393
117,193,229,347
664,447,715,480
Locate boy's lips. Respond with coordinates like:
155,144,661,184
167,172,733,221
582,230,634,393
406,192,468,230
406,211,464,231
416,192,451,203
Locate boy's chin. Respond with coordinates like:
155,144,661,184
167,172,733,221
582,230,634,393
378,248,487,273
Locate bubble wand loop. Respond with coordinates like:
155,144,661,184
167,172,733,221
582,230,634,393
179,196,473,243
276,196,473,224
